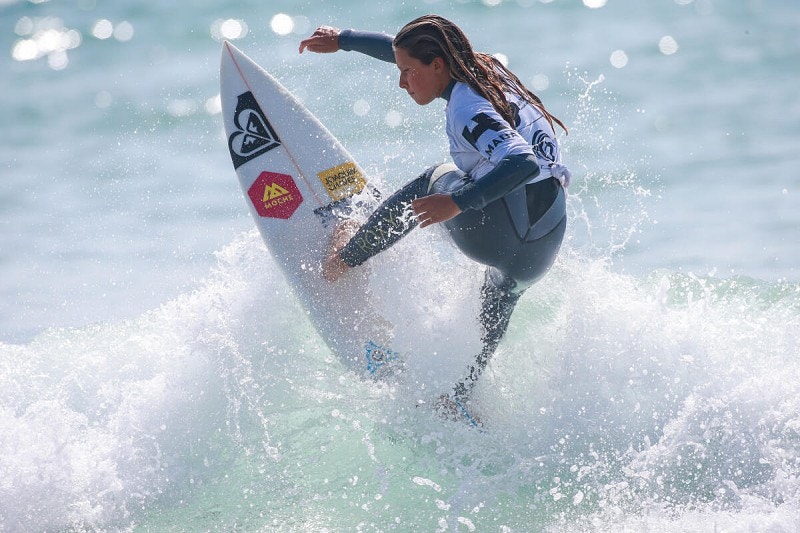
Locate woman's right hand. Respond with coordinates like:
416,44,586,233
298,26,341,54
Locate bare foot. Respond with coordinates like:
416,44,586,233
322,219,360,282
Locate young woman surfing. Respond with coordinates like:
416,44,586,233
300,15,570,423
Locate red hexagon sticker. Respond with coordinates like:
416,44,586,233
247,171,303,219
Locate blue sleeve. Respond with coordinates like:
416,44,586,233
450,153,540,211
339,29,396,63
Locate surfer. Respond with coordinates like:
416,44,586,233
300,15,569,418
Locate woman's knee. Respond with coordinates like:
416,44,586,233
427,164,469,195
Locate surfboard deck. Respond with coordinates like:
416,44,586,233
219,41,403,378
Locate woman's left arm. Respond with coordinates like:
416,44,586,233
450,152,539,211
411,153,539,227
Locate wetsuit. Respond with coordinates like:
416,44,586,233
337,30,568,402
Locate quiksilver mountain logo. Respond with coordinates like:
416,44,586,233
228,91,280,169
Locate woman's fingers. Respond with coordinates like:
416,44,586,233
412,194,461,228
299,26,340,54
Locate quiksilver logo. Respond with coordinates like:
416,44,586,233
228,91,281,169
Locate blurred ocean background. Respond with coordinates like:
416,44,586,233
1,0,799,531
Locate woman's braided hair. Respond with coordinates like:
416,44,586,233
393,14,567,135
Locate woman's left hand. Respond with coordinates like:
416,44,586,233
411,194,462,228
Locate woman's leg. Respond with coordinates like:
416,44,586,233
452,267,523,403
336,166,442,268
441,178,567,405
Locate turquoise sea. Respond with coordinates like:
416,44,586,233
1,0,799,531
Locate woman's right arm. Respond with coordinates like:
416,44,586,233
300,26,395,63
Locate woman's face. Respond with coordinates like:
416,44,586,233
394,48,450,106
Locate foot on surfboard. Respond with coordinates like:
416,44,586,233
322,219,360,282
432,394,483,429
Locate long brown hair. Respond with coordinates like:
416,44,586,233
393,14,567,135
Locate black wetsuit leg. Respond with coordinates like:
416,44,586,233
451,268,520,402
432,174,567,403
338,169,432,268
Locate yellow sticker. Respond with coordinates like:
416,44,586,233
317,162,366,201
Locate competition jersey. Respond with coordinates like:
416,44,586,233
337,30,564,186
445,81,562,184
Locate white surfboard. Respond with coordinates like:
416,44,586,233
219,41,402,377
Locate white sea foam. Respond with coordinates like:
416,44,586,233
1,229,798,530
2,1,799,530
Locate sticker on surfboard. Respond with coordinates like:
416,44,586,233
317,162,367,202
365,340,400,377
247,171,303,219
228,91,281,169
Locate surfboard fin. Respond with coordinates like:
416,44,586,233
364,340,401,379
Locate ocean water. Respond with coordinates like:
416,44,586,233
1,0,799,531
